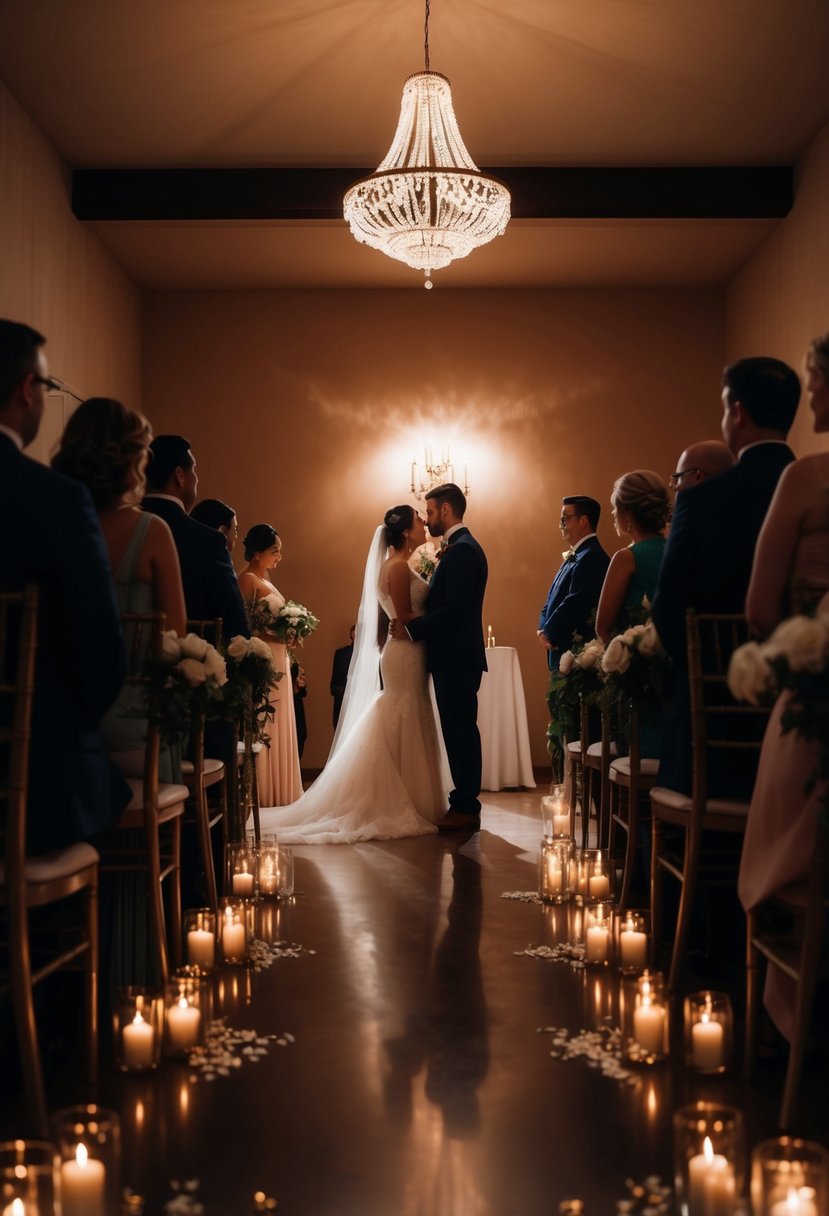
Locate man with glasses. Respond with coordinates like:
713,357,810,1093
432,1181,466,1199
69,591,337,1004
0,318,129,853
537,495,609,672
669,440,734,493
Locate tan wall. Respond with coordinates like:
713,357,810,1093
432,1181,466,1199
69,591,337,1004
726,116,829,456
0,81,141,425
142,287,724,770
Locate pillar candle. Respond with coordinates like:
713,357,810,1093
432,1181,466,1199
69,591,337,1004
692,1013,725,1070
167,997,201,1051
588,872,610,898
122,1010,155,1068
61,1144,106,1216
545,854,562,893
633,1000,665,1054
187,928,215,971
232,869,254,896
585,925,609,963
222,910,246,960
620,927,648,970
553,812,570,837
687,1138,736,1216
770,1188,818,1216
260,871,278,896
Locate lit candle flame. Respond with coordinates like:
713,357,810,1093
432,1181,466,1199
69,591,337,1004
132,1011,144,1027
703,1136,714,1164
177,996,189,1011
11,1199,24,1216
75,1142,89,1169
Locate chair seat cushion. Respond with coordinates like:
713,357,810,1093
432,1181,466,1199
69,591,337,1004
610,756,660,780
586,741,618,759
650,786,749,820
181,758,224,777
0,842,99,887
125,780,190,813
566,741,582,755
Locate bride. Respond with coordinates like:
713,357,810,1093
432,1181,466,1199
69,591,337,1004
259,505,449,843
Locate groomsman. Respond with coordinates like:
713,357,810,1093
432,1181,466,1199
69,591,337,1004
669,440,734,493
653,356,800,795
0,319,129,853
330,624,355,728
537,496,609,670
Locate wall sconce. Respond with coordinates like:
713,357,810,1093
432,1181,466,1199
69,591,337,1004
410,444,470,499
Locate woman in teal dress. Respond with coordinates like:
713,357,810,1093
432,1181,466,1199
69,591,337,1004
596,470,670,756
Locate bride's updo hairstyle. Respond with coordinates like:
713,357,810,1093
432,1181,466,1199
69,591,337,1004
52,397,151,510
611,470,671,534
383,505,415,550
243,523,279,561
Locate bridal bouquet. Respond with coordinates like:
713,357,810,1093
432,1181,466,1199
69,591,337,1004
416,548,436,580
728,612,829,815
145,631,228,746
247,594,320,647
222,635,281,746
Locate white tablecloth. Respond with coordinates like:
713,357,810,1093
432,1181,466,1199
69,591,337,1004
478,646,535,791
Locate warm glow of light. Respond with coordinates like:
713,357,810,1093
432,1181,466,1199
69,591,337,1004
703,1136,714,1164
75,1143,89,1169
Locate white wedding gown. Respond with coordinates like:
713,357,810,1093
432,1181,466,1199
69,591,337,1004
259,569,448,843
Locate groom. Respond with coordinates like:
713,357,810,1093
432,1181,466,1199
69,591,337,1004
394,483,488,831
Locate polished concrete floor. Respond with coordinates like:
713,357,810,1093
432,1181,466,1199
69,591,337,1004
5,788,828,1214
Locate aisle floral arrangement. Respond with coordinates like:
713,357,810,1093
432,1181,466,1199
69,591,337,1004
728,611,829,817
224,635,280,746
600,620,671,726
145,631,228,746
546,636,605,776
247,594,320,647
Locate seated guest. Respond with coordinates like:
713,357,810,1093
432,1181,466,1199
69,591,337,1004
652,356,800,795
143,436,248,642
330,624,355,728
0,319,129,854
537,495,609,670
739,333,829,1041
52,398,186,779
669,440,735,493
596,470,670,641
190,497,238,555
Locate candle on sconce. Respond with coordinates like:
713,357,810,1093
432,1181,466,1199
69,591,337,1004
60,1143,106,1216
411,460,417,490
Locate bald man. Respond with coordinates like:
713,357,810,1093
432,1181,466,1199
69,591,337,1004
669,440,735,492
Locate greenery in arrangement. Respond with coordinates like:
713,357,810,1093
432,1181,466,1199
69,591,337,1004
728,612,829,822
223,635,281,746
247,593,320,647
416,549,436,580
546,636,605,778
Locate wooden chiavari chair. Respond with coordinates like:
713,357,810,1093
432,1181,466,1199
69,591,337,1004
608,705,660,910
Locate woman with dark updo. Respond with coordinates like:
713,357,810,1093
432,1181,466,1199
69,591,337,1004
237,523,303,805
258,505,447,842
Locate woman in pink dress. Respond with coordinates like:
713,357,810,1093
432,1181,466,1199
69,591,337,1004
237,523,303,806
739,332,829,1040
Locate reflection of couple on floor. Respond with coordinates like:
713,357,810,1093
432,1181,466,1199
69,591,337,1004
260,483,488,843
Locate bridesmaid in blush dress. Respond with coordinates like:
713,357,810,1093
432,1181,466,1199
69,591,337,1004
739,332,829,1040
237,523,304,806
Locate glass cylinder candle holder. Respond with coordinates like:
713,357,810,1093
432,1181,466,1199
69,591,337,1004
573,848,612,904
684,990,733,1075
258,844,280,899
616,909,650,973
184,907,216,974
582,901,614,966
673,1102,744,1216
219,899,248,964
623,970,669,1064
751,1137,829,1216
114,988,163,1073
227,842,257,898
51,1105,120,1216
539,840,573,904
540,784,571,842
277,846,295,897
164,977,205,1056
172,965,213,1027
0,1140,61,1215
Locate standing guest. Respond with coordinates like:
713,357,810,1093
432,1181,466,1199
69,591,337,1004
0,319,129,854
292,659,308,759
596,471,670,642
652,356,800,795
190,497,238,554
142,436,247,642
330,624,356,728
237,524,303,806
537,495,609,669
52,398,186,777
668,441,735,493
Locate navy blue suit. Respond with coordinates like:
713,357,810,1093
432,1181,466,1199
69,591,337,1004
0,433,129,854
538,535,610,671
408,528,488,819
142,496,248,642
652,441,795,794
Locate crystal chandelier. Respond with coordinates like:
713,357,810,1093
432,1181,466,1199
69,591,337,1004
343,0,511,288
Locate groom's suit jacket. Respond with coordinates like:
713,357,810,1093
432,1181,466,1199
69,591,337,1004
142,495,248,642
0,432,129,854
407,527,488,675
538,535,609,671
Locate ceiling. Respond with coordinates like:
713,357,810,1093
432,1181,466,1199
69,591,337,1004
2,0,829,290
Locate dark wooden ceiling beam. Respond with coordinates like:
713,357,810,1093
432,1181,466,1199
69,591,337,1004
72,165,792,222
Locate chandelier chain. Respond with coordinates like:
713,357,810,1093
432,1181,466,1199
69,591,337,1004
424,0,430,71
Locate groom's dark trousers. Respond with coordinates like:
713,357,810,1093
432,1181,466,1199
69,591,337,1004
408,527,488,820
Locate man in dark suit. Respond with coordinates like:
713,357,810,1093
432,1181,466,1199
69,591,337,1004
398,484,488,830
537,495,610,671
329,624,355,728
652,355,800,794
142,435,248,642
0,319,129,854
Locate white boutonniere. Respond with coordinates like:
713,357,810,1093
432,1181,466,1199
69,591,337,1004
561,548,576,562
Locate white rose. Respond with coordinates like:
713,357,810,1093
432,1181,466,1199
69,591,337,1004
203,644,228,686
637,622,663,656
622,624,647,644
727,642,772,705
161,630,182,661
249,636,273,661
765,615,829,673
179,632,209,660
602,636,630,675
227,635,250,660
559,650,575,675
264,593,282,613
178,657,208,686
577,639,605,670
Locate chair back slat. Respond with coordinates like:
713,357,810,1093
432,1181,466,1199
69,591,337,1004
0,586,39,900
186,618,223,649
